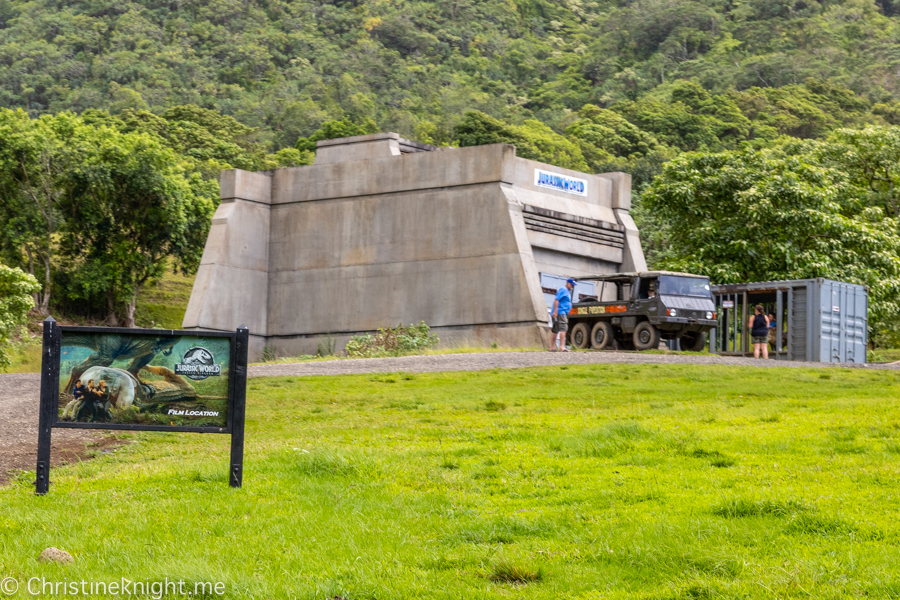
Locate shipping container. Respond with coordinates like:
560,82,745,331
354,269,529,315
709,279,867,363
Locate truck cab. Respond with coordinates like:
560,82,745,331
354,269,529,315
567,271,717,351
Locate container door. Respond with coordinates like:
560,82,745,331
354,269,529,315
819,282,842,363
844,285,868,364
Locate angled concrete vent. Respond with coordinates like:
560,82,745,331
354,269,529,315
314,132,438,165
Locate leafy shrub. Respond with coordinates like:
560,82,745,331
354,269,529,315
345,322,438,358
0,263,40,370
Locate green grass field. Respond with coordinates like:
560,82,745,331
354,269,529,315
4,364,900,599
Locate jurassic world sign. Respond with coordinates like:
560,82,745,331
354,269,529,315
35,319,249,494
533,168,588,197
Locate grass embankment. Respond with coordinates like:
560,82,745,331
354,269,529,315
4,364,900,598
133,267,194,330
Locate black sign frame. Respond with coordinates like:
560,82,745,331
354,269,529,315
35,317,249,494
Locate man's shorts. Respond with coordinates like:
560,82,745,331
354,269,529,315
552,313,569,333
751,335,767,344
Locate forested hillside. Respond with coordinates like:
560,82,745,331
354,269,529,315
2,0,900,152
6,0,900,341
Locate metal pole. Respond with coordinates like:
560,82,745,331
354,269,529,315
36,316,59,495
787,288,793,361
723,298,730,354
734,294,739,353
741,291,749,356
731,294,737,353
229,325,249,488
776,289,784,356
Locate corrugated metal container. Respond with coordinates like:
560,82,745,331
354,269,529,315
710,278,867,363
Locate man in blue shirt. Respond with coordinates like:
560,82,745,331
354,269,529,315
550,278,575,351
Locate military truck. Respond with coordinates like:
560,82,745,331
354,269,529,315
566,271,717,351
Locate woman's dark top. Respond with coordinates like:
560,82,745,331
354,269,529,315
751,314,768,337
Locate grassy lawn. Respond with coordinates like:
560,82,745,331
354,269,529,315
4,364,900,599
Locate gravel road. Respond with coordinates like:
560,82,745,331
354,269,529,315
3,351,894,484
0,373,121,485
249,350,893,378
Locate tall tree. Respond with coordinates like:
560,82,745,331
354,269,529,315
58,125,217,327
0,109,217,326
0,110,80,313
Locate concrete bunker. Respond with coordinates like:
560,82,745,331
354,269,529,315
183,132,647,359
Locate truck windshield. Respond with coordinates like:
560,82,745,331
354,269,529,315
657,276,711,297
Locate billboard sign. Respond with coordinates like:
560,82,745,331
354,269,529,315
57,332,231,429
36,320,249,494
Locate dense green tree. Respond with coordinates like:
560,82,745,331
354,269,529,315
0,0,897,148
642,144,900,338
564,104,662,171
58,127,216,327
816,127,900,218
0,109,78,313
83,106,298,177
0,109,216,326
0,262,40,369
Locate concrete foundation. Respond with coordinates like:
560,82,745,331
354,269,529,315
184,132,647,359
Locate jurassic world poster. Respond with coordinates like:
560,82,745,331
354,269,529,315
57,332,231,429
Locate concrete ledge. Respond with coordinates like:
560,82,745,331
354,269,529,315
614,208,647,272
220,169,272,203
598,172,632,211
199,201,271,272
273,144,516,204
316,132,400,147
527,230,624,263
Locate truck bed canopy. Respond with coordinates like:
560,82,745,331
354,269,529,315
575,271,707,282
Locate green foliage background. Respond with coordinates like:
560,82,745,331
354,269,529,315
2,0,900,152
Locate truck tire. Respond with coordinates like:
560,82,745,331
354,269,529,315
570,322,590,349
633,322,660,351
680,331,707,352
591,321,614,350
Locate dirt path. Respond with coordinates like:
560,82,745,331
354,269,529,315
0,373,124,485
3,351,894,485
249,350,894,378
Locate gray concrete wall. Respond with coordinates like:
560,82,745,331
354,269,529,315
184,135,646,358
183,170,272,341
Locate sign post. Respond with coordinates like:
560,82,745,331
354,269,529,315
35,318,249,495
229,326,248,488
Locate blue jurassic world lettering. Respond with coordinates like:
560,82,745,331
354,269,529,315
534,170,587,195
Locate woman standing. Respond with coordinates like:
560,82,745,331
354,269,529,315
748,304,770,359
